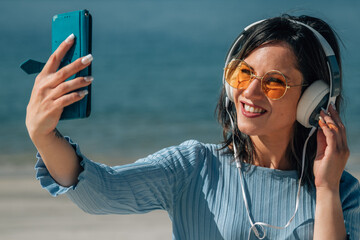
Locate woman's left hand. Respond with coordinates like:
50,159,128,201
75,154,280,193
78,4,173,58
313,103,350,191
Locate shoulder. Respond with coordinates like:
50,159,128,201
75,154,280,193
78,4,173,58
137,139,226,172
340,170,360,208
340,171,360,239
340,171,359,194
147,139,224,160
136,140,227,196
141,140,205,162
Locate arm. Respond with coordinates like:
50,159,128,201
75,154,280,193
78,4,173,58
314,188,346,239
313,104,349,240
26,33,93,187
35,139,204,215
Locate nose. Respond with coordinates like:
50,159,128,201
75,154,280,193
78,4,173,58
242,77,264,99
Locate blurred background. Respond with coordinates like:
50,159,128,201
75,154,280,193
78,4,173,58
0,0,359,239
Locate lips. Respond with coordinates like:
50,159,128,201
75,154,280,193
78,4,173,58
240,101,267,118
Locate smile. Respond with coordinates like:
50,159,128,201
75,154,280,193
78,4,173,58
241,102,267,118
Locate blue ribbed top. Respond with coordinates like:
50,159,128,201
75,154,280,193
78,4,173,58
35,138,360,239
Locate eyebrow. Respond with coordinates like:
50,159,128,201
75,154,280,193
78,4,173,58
283,73,292,81
244,60,292,81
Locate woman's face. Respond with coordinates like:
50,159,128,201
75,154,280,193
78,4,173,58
233,41,304,138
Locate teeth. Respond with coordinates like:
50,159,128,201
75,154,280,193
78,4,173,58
244,104,265,113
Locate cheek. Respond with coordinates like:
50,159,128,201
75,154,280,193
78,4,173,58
233,89,241,108
278,108,297,121
273,94,301,122
233,88,241,100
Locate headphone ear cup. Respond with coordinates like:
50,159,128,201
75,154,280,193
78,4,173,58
297,80,329,128
225,81,235,102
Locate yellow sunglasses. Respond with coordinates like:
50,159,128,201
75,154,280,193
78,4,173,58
224,59,307,100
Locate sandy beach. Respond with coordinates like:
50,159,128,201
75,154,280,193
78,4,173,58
1,162,359,240
0,165,171,240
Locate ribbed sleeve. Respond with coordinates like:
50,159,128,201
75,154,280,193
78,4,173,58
35,137,360,239
35,138,205,215
340,171,360,239
35,137,82,196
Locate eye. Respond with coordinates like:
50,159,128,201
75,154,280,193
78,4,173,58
240,68,251,75
264,72,286,88
269,77,285,84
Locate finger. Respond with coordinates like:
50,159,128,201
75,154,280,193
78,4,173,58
49,54,93,87
42,34,75,75
327,104,341,127
320,108,350,164
322,106,347,149
50,76,93,100
318,113,339,151
327,103,348,145
53,89,89,109
320,110,348,155
318,115,329,131
320,109,339,132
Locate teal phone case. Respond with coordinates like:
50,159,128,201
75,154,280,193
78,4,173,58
52,9,92,119
20,9,92,120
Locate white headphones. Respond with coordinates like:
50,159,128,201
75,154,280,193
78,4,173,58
223,19,341,128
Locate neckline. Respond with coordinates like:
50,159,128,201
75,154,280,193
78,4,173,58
236,162,299,179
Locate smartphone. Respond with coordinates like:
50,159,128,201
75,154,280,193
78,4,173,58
52,9,92,120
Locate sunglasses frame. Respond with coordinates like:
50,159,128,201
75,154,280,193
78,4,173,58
225,59,308,100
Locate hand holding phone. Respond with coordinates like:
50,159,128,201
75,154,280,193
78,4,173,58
21,9,92,120
25,33,93,142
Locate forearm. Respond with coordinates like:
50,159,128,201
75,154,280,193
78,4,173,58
32,129,81,187
25,34,92,187
314,187,346,240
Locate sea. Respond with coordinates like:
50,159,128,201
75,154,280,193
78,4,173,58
0,0,359,171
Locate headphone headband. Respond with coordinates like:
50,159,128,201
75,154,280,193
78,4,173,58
289,20,341,101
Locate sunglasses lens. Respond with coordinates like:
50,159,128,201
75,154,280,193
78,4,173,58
225,61,251,89
262,71,287,99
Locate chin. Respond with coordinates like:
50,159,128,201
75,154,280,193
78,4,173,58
238,121,296,138
237,122,264,136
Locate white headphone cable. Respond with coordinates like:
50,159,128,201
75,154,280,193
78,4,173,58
225,97,316,239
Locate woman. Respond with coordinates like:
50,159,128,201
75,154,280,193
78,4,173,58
27,14,359,239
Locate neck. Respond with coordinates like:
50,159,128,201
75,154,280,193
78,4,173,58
250,128,294,170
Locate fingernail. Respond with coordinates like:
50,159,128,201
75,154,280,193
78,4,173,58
84,76,94,83
78,90,88,97
81,54,93,65
319,115,325,124
65,33,75,43
331,102,337,111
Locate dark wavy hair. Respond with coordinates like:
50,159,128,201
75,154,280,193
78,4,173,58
216,14,343,186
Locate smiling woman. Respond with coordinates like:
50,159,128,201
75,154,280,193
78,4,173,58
216,15,359,239
27,14,360,240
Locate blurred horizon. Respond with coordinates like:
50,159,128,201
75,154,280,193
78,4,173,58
0,0,359,172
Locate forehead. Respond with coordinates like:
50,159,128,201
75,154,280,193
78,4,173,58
243,41,303,83
244,41,298,71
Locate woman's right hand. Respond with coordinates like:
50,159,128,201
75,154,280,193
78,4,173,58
25,33,93,144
